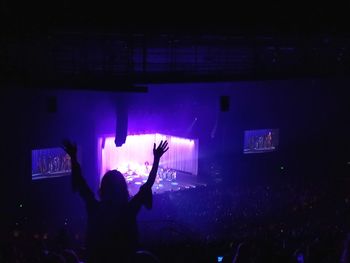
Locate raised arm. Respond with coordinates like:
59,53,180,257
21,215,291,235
144,140,169,189
62,140,96,206
129,141,169,212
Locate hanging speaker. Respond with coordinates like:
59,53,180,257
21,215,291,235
115,102,128,147
220,96,230,112
47,96,57,113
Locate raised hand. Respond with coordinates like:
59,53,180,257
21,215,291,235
144,141,169,189
153,140,169,159
62,139,77,159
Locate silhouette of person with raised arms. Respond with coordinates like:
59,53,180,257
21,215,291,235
62,140,169,263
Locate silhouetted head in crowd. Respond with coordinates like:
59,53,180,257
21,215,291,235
61,249,79,263
134,250,160,263
99,170,129,204
43,252,66,263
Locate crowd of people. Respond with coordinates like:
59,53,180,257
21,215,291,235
3,174,350,262
136,178,350,262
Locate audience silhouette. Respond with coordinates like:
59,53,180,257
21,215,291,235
62,140,169,263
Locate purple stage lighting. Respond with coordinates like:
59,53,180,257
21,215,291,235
98,133,199,195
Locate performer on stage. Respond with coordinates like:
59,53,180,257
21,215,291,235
266,131,272,148
141,161,151,176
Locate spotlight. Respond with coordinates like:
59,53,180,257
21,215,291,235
186,118,198,134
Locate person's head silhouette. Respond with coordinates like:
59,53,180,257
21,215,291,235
99,170,129,204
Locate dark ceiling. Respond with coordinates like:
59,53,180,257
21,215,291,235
1,2,350,90
1,2,350,36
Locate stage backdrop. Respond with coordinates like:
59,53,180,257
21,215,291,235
99,133,198,180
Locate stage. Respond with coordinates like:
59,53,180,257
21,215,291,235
125,170,205,196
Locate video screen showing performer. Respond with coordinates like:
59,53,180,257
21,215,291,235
243,129,279,154
32,147,72,180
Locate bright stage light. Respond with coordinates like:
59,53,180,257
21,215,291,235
171,136,195,146
99,133,198,182
98,133,199,195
